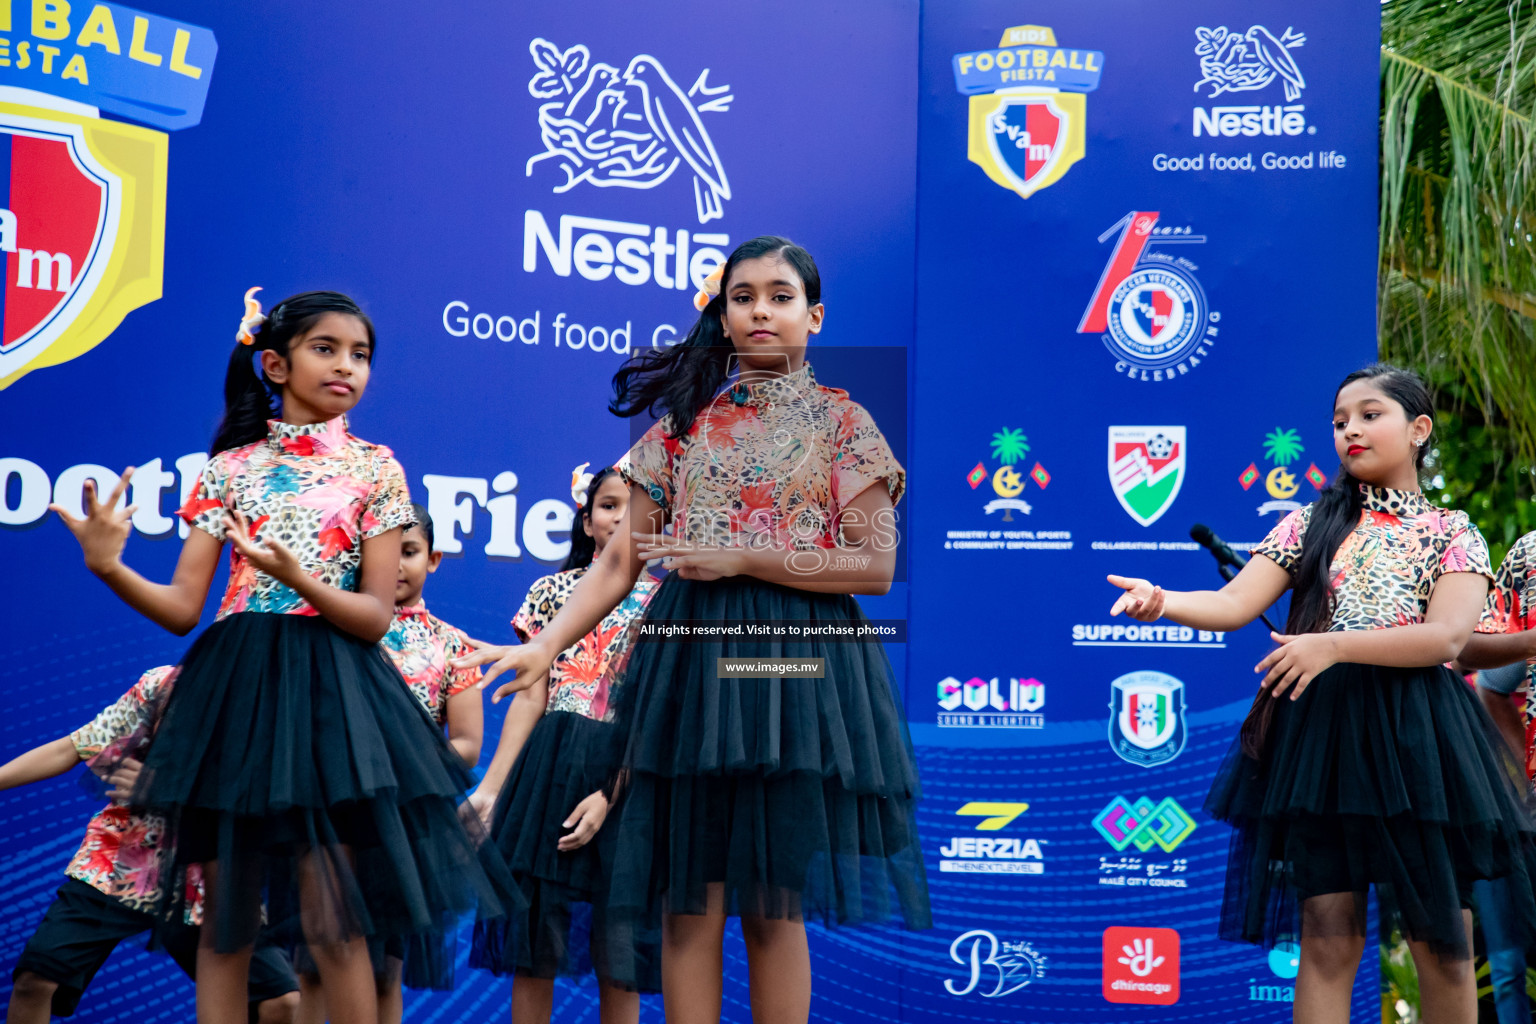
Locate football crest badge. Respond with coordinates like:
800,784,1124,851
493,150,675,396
1108,426,1186,527
1108,671,1187,767
0,4,217,390
952,25,1103,199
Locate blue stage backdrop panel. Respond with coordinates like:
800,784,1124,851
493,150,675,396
0,0,1381,1020
909,1,1379,1020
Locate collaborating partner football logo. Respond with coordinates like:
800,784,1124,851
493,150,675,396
1108,426,1185,527
951,24,1104,199
1108,670,1187,767
1079,212,1222,382
526,39,733,223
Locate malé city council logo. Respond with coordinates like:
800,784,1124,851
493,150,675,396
951,24,1104,199
525,38,733,223
0,4,216,391
1108,670,1187,767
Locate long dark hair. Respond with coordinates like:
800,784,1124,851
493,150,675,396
609,235,821,439
1288,362,1433,634
561,466,622,571
210,290,376,454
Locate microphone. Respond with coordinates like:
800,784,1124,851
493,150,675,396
1190,523,1248,569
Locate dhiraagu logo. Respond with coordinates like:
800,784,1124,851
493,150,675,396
0,3,217,390
952,24,1103,199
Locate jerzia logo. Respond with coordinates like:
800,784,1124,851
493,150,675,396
1108,670,1187,767
939,803,1044,875
0,5,216,390
526,39,733,223
1193,25,1312,139
952,25,1103,199
1079,212,1222,382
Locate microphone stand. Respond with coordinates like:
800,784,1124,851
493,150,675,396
1216,563,1283,633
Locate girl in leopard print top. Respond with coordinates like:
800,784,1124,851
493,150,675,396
50,289,513,1016
1107,363,1536,1023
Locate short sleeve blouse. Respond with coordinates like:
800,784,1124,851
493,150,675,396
617,363,903,550
179,415,414,619
1252,485,1494,632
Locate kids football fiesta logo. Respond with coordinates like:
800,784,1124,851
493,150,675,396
0,3,216,390
951,24,1104,199
1078,212,1222,382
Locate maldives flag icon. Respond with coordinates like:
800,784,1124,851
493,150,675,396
0,102,167,390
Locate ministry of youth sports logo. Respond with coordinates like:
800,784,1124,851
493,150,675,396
1108,671,1187,767
1078,212,1221,382
526,39,733,224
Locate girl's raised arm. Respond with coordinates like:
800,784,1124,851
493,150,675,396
1107,555,1292,634
51,471,223,636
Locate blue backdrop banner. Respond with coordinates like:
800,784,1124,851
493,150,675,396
0,0,1378,1020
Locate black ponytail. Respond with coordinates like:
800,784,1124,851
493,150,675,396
210,290,376,454
1287,362,1433,634
561,466,622,571
609,235,821,439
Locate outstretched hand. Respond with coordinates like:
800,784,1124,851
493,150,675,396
49,469,138,574
1107,574,1165,621
1255,631,1339,700
453,638,552,704
224,509,302,584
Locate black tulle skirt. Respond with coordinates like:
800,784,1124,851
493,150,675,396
1205,661,1536,960
129,612,516,957
603,573,931,931
470,710,661,991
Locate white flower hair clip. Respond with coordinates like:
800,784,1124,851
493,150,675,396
235,286,266,346
570,462,594,507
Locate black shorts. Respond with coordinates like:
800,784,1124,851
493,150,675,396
13,878,298,1017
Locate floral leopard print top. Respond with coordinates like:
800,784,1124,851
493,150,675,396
178,415,414,619
1253,484,1496,632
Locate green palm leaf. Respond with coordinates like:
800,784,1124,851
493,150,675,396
990,428,1030,465
1263,428,1305,466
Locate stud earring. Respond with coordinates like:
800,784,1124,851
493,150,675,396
1413,438,1425,448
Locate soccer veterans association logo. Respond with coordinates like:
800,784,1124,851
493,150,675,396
1078,212,1222,382
1108,426,1185,527
951,24,1103,199
1108,670,1187,767
0,4,216,390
